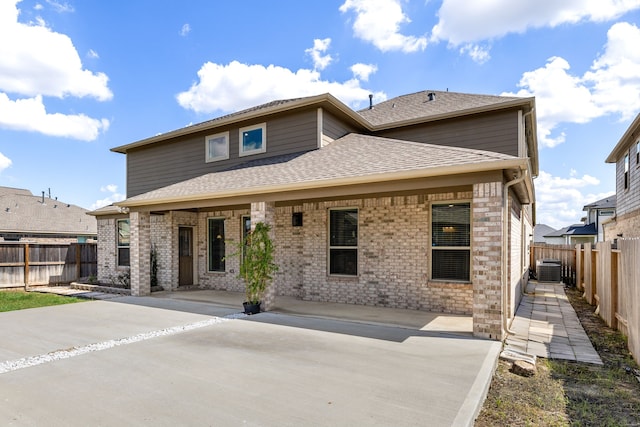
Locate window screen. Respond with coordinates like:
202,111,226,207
208,218,225,272
329,209,358,275
431,203,470,281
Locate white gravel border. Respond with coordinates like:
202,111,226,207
0,315,238,375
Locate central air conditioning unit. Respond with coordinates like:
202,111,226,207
536,259,562,282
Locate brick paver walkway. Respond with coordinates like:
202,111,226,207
505,281,602,365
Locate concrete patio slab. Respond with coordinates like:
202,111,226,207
0,293,499,426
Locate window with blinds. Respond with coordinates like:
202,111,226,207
329,209,358,275
431,203,471,281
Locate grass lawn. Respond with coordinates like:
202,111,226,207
0,290,83,312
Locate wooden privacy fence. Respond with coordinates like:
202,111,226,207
530,243,576,285
576,239,640,364
0,243,97,289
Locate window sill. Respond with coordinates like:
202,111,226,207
327,274,359,282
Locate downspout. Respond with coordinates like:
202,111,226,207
502,169,527,336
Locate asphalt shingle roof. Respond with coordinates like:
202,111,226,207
357,90,526,127
121,133,520,206
0,187,96,235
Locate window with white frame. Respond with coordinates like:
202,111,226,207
329,209,358,276
636,140,639,166
239,123,266,156
117,219,130,267
431,203,471,282
208,218,225,272
205,131,229,162
625,153,630,190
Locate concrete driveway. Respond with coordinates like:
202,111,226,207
0,295,500,426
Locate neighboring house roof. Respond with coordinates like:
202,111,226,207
582,195,616,211
0,187,96,236
544,223,597,238
533,224,556,242
118,133,529,208
606,112,640,163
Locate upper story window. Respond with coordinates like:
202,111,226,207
636,140,639,166
431,202,471,282
625,153,630,190
239,123,266,156
117,219,130,267
205,132,229,162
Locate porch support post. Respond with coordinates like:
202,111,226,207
472,182,504,340
251,201,276,311
130,210,151,296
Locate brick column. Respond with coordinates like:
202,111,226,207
251,201,276,310
472,182,504,340
130,211,151,296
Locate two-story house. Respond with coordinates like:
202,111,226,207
605,113,640,240
91,90,538,340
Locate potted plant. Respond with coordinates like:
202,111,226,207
236,222,278,314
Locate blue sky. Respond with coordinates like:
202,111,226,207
1,0,640,229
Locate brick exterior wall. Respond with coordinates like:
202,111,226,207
472,182,504,340
96,217,122,284
96,184,515,338
603,209,640,241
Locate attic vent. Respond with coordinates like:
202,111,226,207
427,92,436,101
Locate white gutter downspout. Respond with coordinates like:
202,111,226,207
502,170,527,336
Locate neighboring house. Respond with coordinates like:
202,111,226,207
543,223,597,245
582,195,616,242
605,113,640,240
533,223,556,243
0,186,97,243
91,90,538,340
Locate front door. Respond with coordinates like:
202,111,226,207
178,227,193,286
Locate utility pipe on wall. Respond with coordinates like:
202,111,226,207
502,170,528,336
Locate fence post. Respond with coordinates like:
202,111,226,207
23,243,29,290
75,243,81,281
611,249,619,329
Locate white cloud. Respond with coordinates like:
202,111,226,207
339,0,427,53
91,184,125,210
0,93,109,141
180,23,191,37
458,44,491,64
432,0,640,45
176,60,385,114
583,22,640,120
45,0,74,13
87,49,99,59
350,63,377,81
0,0,112,141
432,0,640,61
503,22,640,148
0,152,12,172
305,38,333,71
535,170,607,228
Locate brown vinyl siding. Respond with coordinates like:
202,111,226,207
323,110,360,141
126,109,319,197
374,109,519,157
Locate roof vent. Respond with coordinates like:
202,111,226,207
368,94,373,110
427,92,436,102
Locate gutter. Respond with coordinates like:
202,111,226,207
502,169,527,336
116,157,528,209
